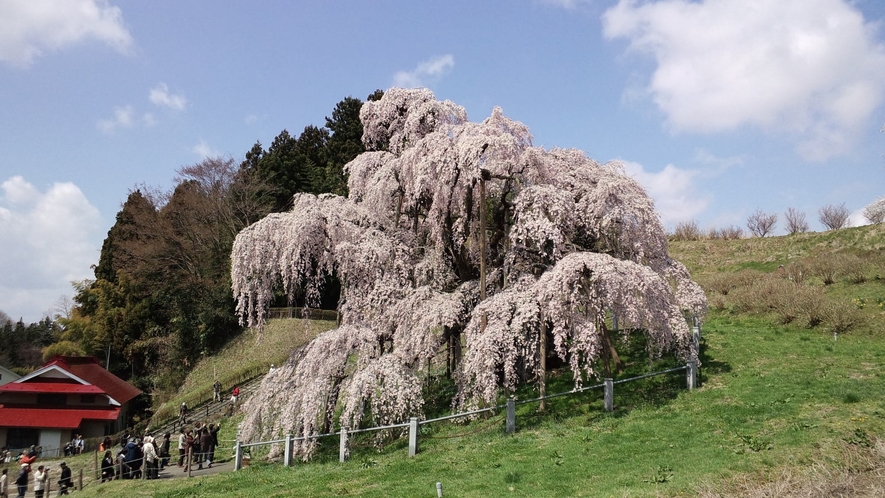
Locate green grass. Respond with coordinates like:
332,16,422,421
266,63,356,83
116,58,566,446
150,318,336,426
69,311,885,497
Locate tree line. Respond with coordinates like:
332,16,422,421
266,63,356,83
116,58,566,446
2,91,382,396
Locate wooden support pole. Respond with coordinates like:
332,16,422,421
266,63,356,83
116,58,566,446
604,378,614,412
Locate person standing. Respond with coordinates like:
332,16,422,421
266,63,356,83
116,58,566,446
177,430,187,467
33,465,47,498
14,464,28,498
56,462,72,496
159,433,171,470
0,468,8,498
100,451,115,482
200,427,214,468
231,385,240,407
142,436,158,480
208,423,220,466
213,380,221,402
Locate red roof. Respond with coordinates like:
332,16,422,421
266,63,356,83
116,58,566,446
0,383,104,394
0,406,120,429
44,356,142,404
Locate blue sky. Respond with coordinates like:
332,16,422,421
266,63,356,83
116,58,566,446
1,0,884,323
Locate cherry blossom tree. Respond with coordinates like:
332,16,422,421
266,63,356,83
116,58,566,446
232,88,706,458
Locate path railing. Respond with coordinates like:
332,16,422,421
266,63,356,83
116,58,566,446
234,358,700,469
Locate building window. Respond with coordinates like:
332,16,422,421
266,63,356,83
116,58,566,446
80,394,96,404
37,393,67,405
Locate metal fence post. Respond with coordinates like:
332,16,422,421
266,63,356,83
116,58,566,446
408,417,419,457
604,378,614,412
234,440,242,471
284,434,293,467
506,398,516,434
339,428,348,463
686,361,697,390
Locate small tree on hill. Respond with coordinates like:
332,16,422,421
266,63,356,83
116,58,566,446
784,207,809,234
747,209,777,237
231,88,705,459
819,203,851,230
863,197,885,224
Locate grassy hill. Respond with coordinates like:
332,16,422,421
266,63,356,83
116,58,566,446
77,225,885,497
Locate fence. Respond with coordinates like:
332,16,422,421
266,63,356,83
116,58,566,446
266,307,339,322
233,359,699,469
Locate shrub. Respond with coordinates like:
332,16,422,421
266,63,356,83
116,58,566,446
825,300,864,335
707,225,744,240
673,220,702,241
701,271,763,296
838,253,869,284
819,203,851,230
806,255,841,285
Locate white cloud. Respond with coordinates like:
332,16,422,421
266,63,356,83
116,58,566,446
393,54,455,88
97,105,135,133
622,160,711,226
149,83,188,111
602,0,885,161
0,176,102,322
192,140,219,159
0,0,132,67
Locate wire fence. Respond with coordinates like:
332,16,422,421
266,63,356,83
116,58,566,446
233,357,699,469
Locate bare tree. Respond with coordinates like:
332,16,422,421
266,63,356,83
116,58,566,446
784,207,809,234
863,196,885,224
747,209,777,237
818,203,851,230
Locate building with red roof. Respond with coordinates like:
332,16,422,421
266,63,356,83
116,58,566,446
0,356,142,456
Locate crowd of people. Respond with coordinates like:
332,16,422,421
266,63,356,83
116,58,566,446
0,421,222,497
1,461,72,498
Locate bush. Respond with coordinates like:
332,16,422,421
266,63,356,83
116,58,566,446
701,271,764,296
839,253,869,284
806,255,841,285
707,225,744,240
825,300,864,335
673,220,702,241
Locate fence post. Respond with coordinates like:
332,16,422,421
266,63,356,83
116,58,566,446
284,434,293,467
78,468,83,490
339,429,348,463
506,398,516,434
604,378,614,412
686,361,697,390
693,315,701,341
234,440,242,471
408,417,419,457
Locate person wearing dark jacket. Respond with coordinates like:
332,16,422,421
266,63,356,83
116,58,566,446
56,462,72,496
123,440,142,479
14,464,29,498
101,451,115,482
200,428,215,468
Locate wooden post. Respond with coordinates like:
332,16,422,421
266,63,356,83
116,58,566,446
78,468,83,490
339,429,348,463
283,434,293,467
234,440,242,471
539,319,547,411
408,417,419,457
604,378,614,412
94,450,99,479
687,361,697,390
506,398,516,434
187,447,192,477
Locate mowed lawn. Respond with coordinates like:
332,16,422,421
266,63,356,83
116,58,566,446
70,311,885,497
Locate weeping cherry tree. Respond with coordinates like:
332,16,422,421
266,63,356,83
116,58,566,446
232,88,706,458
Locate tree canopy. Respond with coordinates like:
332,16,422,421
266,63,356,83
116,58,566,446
233,88,706,458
